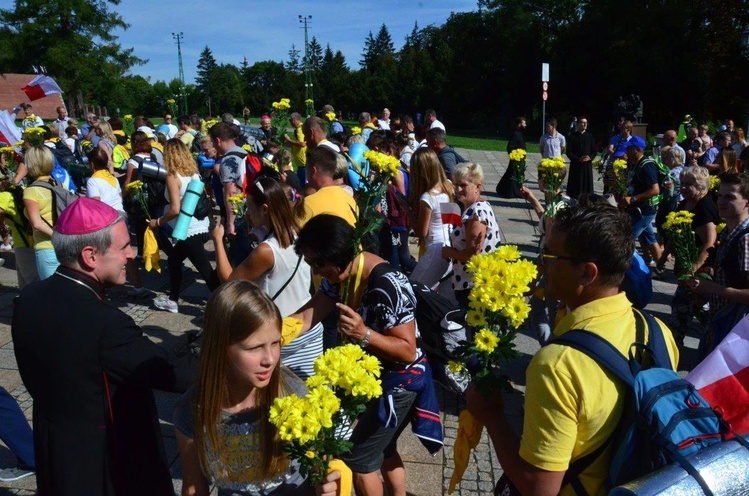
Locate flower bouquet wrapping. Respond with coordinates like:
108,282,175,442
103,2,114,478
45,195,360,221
508,148,527,186
269,344,383,490
447,246,537,493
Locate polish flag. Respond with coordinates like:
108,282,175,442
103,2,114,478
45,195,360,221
21,75,63,101
441,202,462,228
686,315,749,437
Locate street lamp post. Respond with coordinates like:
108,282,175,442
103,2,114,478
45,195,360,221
299,15,314,117
172,32,188,115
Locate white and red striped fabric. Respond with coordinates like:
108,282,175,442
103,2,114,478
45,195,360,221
686,315,749,436
441,202,462,228
21,75,63,101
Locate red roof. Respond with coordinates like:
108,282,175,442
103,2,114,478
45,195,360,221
0,73,66,121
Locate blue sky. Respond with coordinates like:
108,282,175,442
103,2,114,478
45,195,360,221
100,0,479,84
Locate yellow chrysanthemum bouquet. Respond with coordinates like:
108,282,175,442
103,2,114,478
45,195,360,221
270,98,292,147
709,175,721,194
447,245,537,493
508,148,527,186
610,158,630,197
269,344,382,487
538,157,566,195
0,146,18,174
23,127,46,147
124,180,151,219
661,210,699,278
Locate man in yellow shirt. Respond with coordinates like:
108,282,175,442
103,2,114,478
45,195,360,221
284,112,307,185
467,204,679,496
299,147,357,227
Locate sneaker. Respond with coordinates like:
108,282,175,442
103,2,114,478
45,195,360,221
0,466,35,482
652,266,667,279
127,286,150,297
154,297,178,314
0,258,5,268
0,243,12,252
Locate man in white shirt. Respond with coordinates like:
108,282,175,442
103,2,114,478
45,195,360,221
540,118,566,158
379,108,391,130
52,106,70,138
163,113,178,138
425,108,446,133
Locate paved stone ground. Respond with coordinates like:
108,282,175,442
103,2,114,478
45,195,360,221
0,149,698,495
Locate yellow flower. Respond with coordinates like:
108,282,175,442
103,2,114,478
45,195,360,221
305,98,314,105
305,450,316,459
448,360,464,374
352,126,362,135
709,175,721,192
325,112,336,122
204,118,219,129
363,150,400,176
466,308,486,327
124,114,133,120
272,98,292,111
125,180,144,192
716,222,726,234
508,149,527,162
24,127,45,136
612,159,628,176
474,328,499,353
166,98,176,106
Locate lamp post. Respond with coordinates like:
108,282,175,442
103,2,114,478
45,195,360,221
299,15,314,117
172,32,187,115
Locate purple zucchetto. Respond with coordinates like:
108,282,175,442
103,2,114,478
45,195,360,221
54,197,119,235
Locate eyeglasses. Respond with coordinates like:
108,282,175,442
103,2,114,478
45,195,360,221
541,247,586,264
304,256,324,269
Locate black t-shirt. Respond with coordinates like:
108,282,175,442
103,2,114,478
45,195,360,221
631,157,659,214
678,195,720,248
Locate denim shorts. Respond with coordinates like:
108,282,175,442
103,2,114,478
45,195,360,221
630,209,657,246
341,388,418,473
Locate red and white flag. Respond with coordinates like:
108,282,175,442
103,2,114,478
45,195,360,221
686,315,749,437
21,75,63,101
441,202,462,228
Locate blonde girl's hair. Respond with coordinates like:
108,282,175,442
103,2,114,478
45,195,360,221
96,121,117,145
248,176,299,249
408,147,454,210
193,280,288,480
719,149,738,176
164,138,198,177
24,145,55,178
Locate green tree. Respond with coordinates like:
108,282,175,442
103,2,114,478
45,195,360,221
0,0,144,114
286,44,302,73
308,36,324,73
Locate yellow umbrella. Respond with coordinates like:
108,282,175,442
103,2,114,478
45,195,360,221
448,410,484,494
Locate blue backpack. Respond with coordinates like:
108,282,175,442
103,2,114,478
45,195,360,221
555,311,748,496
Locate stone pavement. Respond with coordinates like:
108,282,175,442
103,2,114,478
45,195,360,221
0,149,695,495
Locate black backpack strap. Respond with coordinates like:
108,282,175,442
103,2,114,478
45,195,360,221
635,310,672,369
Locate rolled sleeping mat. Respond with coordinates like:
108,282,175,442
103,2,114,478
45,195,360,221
138,159,167,182
171,178,204,241
346,142,370,191
611,435,749,495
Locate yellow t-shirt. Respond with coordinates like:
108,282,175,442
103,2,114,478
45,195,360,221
299,185,358,227
290,124,307,170
519,292,679,496
23,176,55,250
0,191,31,248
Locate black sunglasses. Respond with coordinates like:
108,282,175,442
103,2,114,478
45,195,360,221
541,247,587,264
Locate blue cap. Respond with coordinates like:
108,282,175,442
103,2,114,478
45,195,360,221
625,135,647,150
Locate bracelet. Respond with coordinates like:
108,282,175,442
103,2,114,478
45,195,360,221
359,327,371,348
156,217,161,227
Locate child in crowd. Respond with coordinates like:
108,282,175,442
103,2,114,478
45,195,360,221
174,280,339,495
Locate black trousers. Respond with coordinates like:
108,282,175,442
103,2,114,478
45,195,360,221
167,232,217,301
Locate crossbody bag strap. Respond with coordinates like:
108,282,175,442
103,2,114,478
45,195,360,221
271,255,303,301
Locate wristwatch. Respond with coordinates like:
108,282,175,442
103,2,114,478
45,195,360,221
359,327,371,348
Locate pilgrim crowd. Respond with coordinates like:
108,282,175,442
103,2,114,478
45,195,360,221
0,101,746,496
